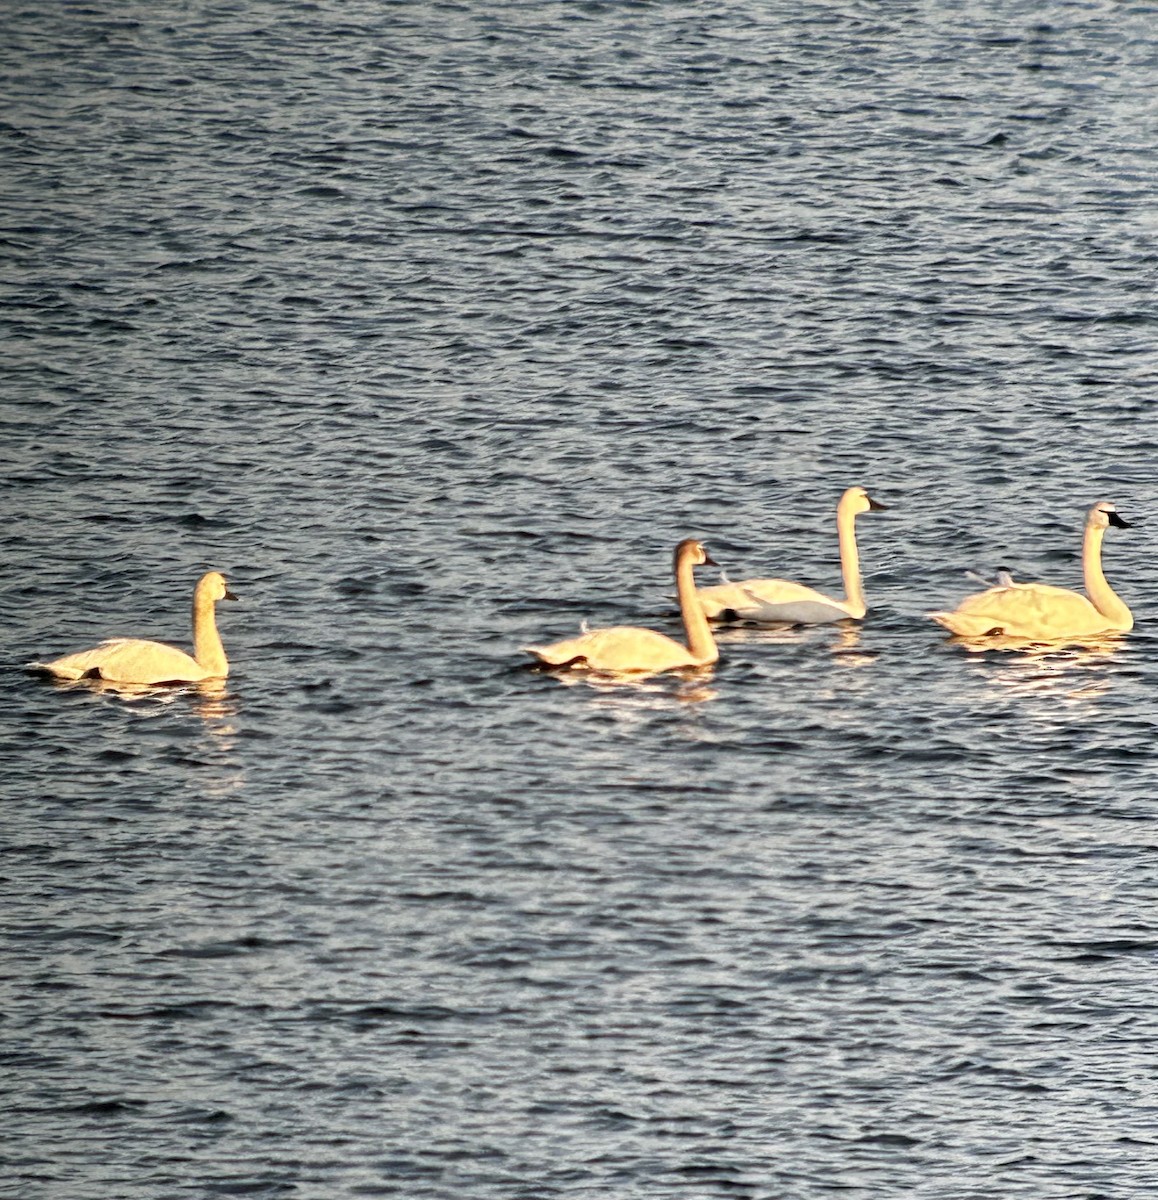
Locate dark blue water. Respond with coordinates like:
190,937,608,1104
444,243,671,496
4,3,1158,1197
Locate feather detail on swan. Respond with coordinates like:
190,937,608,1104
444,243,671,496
929,502,1132,641
524,539,719,674
697,486,886,623
30,571,238,684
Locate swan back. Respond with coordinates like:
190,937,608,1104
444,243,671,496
526,626,700,673
35,638,209,684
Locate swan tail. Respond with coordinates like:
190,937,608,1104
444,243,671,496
523,643,586,668
928,611,1004,638
27,659,87,681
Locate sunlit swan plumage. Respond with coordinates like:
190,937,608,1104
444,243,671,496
929,502,1132,640
524,539,719,673
30,571,238,684
697,486,886,623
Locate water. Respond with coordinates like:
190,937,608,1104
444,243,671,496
4,2,1158,1196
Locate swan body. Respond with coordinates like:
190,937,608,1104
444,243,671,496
525,539,719,674
30,571,238,684
697,486,886,623
929,502,1132,641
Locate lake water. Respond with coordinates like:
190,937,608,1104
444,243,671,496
4,3,1158,1197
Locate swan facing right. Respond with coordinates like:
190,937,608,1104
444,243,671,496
30,571,238,685
697,485,887,624
524,539,719,674
929,502,1133,641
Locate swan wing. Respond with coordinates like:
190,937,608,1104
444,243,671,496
732,579,859,624
696,581,763,619
525,625,698,673
35,638,208,684
931,583,1113,639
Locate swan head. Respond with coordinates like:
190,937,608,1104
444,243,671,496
195,571,239,604
839,485,888,517
1088,501,1131,531
675,538,718,569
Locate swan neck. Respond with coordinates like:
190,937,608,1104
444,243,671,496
193,594,229,677
836,506,866,617
1082,522,1132,629
675,551,718,665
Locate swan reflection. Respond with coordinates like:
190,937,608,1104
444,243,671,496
51,675,243,743
714,619,874,664
191,679,240,740
949,631,1126,658
965,637,1125,708
547,664,718,706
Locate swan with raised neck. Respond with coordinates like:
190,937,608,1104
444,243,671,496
525,539,719,673
697,486,887,623
31,571,239,684
929,501,1133,641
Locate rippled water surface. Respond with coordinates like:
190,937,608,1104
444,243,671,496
5,3,1158,1197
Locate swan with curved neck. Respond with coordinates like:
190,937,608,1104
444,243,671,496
525,539,719,673
697,486,887,623
929,502,1133,640
31,571,238,684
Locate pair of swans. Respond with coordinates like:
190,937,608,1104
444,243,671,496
526,486,887,674
31,571,237,685
527,492,1135,675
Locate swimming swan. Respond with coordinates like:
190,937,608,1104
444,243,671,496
524,539,719,673
697,486,887,623
30,571,238,684
928,502,1133,640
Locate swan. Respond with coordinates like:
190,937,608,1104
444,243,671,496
30,571,238,684
697,485,887,623
929,502,1133,640
524,539,719,673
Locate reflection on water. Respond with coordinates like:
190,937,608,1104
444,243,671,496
38,674,243,743
545,664,718,705
943,631,1127,657
715,619,877,666
966,639,1125,710
192,679,239,736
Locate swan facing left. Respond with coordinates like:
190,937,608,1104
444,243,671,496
524,539,719,674
30,571,238,685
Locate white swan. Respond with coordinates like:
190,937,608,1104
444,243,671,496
929,502,1133,640
30,571,238,684
697,486,887,623
524,539,719,673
